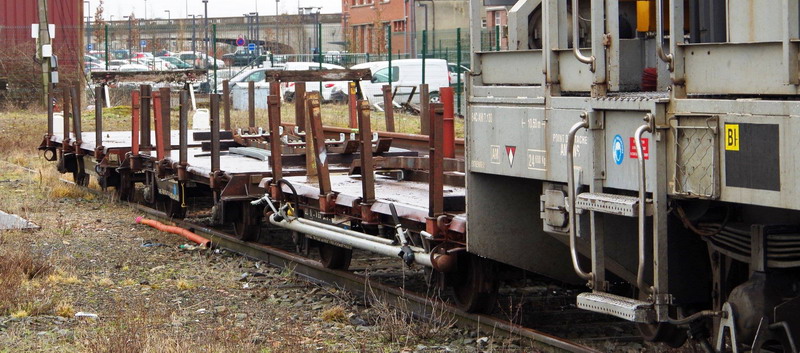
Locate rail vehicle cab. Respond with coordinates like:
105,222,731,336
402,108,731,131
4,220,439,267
467,0,800,351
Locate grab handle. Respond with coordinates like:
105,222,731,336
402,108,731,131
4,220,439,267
571,0,596,72
567,113,592,281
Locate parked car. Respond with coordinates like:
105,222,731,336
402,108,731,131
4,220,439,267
107,59,131,71
84,62,104,73
158,56,193,69
178,51,226,69
448,63,469,86
216,66,284,93
118,63,150,72
222,48,259,67
352,59,450,106
140,58,176,71
280,62,348,103
84,54,101,63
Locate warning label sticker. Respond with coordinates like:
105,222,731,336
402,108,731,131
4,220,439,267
629,137,649,160
725,124,739,151
505,146,517,167
490,145,501,164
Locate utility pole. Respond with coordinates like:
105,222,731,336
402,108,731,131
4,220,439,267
37,0,52,108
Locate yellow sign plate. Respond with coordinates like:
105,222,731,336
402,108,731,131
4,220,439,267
725,124,739,151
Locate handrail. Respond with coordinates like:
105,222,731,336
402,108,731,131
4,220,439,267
634,114,654,295
571,0,595,72
567,114,592,281
655,0,673,69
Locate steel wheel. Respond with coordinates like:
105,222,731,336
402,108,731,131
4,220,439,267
232,202,261,241
450,254,498,313
157,195,186,219
318,242,352,270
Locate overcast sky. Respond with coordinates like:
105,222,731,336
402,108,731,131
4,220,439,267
91,0,340,20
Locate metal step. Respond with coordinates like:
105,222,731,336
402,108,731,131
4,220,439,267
576,292,655,323
575,192,652,217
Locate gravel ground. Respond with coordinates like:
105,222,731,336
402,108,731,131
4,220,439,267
0,110,521,353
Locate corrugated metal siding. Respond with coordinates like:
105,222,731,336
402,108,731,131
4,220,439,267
0,0,82,99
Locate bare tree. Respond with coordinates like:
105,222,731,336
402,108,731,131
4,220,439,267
93,0,106,47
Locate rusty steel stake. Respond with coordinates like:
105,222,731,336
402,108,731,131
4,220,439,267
131,90,141,157
94,85,104,161
419,84,430,136
295,82,306,131
222,80,231,131
358,100,376,206
71,85,82,156
160,87,171,155
428,102,444,219
308,92,331,194
268,83,283,181
47,89,54,137
210,93,221,176
348,82,358,129
178,89,189,182
382,84,395,132
61,87,71,149
140,85,152,150
152,90,165,160
248,80,256,128
441,87,455,159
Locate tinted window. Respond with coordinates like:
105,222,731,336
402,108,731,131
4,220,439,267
373,66,399,83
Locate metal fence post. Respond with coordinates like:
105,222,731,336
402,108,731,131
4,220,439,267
318,22,323,94
422,30,427,85
104,24,109,70
213,24,218,93
457,27,462,116
495,25,500,51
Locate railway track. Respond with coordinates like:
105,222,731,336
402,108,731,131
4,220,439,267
4,160,601,352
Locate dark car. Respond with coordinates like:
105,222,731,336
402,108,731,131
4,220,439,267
222,48,258,67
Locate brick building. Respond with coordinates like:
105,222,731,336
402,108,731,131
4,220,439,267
342,0,410,55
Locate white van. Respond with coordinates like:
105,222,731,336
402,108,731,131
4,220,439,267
352,59,450,107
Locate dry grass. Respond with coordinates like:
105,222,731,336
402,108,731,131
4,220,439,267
0,248,57,316
320,305,348,323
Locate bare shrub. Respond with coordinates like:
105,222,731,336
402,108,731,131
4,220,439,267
0,248,56,315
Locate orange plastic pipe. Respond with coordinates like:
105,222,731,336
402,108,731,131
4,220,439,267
135,217,211,247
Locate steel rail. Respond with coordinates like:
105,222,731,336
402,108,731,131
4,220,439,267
132,204,599,353
3,160,596,352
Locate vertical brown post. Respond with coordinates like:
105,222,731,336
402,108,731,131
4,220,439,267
178,90,189,181
210,94,221,174
140,84,152,149
441,87,455,158
382,85,395,132
94,85,103,159
428,102,444,218
222,80,231,131
248,80,256,128
267,93,283,183
62,88,71,143
71,85,83,155
419,84,430,135
131,90,140,156
152,90,165,160
304,92,317,178
307,92,333,202
358,100,375,204
295,82,306,131
348,82,358,129
160,87,171,154
47,89,54,137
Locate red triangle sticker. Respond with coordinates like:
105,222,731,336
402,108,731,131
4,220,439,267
505,146,516,166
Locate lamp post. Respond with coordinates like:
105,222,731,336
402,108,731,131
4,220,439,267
164,10,171,52
84,1,91,52
203,0,210,90
123,15,132,60
275,0,279,50
244,13,251,50
144,0,147,20
190,15,198,54
250,12,259,54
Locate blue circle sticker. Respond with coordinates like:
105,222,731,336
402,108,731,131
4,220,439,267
612,134,625,165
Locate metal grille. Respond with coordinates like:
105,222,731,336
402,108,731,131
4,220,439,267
673,116,719,199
